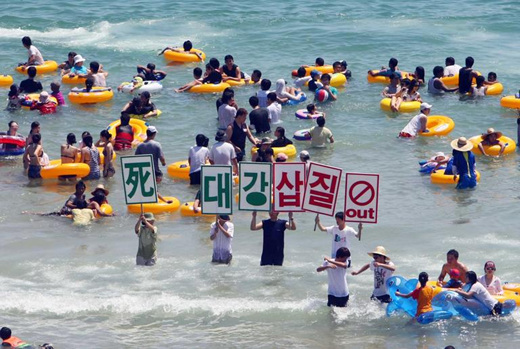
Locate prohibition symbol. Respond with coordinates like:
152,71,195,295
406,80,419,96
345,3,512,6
349,181,375,206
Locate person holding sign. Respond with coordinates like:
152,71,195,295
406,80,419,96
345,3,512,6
315,212,362,267
210,215,234,264
250,211,296,266
135,213,158,266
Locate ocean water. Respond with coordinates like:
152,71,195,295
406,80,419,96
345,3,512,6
1,0,520,347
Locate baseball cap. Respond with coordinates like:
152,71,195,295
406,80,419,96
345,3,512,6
147,126,158,134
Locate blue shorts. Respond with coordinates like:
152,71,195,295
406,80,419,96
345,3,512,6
456,173,477,189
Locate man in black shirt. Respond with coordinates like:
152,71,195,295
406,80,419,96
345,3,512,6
248,96,270,134
19,66,43,94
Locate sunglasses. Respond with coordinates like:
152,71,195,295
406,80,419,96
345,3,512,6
486,267,496,271
373,254,383,259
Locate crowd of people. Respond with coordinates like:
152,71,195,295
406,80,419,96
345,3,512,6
2,36,519,346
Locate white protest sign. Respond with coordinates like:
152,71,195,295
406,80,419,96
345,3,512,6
344,173,379,224
201,165,233,215
273,162,306,212
239,162,272,211
302,162,342,216
121,155,158,205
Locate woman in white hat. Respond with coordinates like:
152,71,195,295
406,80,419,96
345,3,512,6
351,246,395,303
68,54,88,77
478,128,505,157
450,137,477,189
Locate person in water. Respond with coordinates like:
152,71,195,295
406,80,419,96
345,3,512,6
114,113,134,151
221,54,244,83
81,134,101,180
58,51,77,73
395,272,434,318
135,213,158,266
250,210,296,266
271,126,293,148
427,66,458,94
443,56,462,77
455,271,503,316
458,56,480,95
19,66,43,94
478,261,503,295
159,40,204,61
317,247,351,308
99,130,115,178
89,61,108,87
450,137,477,189
225,108,258,162
315,211,362,263
24,133,43,179
50,82,65,106
368,57,402,78
20,36,44,67
60,180,88,215
174,67,203,93
60,133,79,175
351,246,395,303
438,249,469,284
442,268,463,289
210,215,234,264
0,326,33,348
29,91,57,114
478,128,505,157
398,102,431,138
136,63,167,81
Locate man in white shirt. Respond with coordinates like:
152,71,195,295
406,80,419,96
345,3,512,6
266,92,281,125
22,36,44,66
209,130,238,174
210,215,234,264
444,57,462,77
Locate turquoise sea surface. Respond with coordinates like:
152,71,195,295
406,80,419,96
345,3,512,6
1,0,520,347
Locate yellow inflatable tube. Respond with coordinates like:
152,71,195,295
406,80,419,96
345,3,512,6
68,87,114,104
440,71,481,86
484,83,503,96
468,135,516,156
107,118,147,147
291,65,334,77
380,98,420,113
22,93,58,110
0,75,14,86
167,160,190,180
164,49,206,63
15,61,58,75
251,144,297,158
180,201,203,217
127,196,181,214
188,83,231,94
73,147,116,164
305,73,346,88
420,115,455,137
431,169,480,184
225,79,254,87
62,74,87,85
500,96,520,109
367,70,410,84
503,283,520,293
41,160,91,179
428,281,520,306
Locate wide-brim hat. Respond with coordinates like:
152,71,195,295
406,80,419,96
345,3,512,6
144,212,155,222
367,246,390,260
91,184,109,196
450,137,473,152
481,128,502,140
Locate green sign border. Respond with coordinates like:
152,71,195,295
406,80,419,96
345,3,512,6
238,162,272,212
120,154,158,205
201,165,233,215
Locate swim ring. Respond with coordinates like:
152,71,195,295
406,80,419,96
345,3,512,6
61,75,86,85
468,135,516,156
0,135,25,148
163,49,206,63
225,79,253,87
380,98,420,113
293,129,311,141
21,93,58,110
180,202,206,217
282,93,307,106
128,110,163,120
430,281,520,306
68,87,114,104
440,72,481,86
500,96,520,109
295,109,323,120
304,73,347,88
41,160,91,179
419,115,455,137
127,196,181,214
0,148,25,157
291,65,334,77
484,83,504,96
167,160,190,180
15,61,58,75
251,144,297,158
188,83,231,94
120,80,163,94
430,169,481,184
367,70,410,84
0,75,14,87
106,118,147,147
73,147,116,164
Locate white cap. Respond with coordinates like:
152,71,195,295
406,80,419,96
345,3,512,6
435,152,445,157
147,126,158,134
74,54,86,64
420,102,432,110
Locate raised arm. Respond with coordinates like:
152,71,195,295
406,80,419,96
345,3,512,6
351,263,370,276
286,212,296,230
314,215,327,232
250,211,263,230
